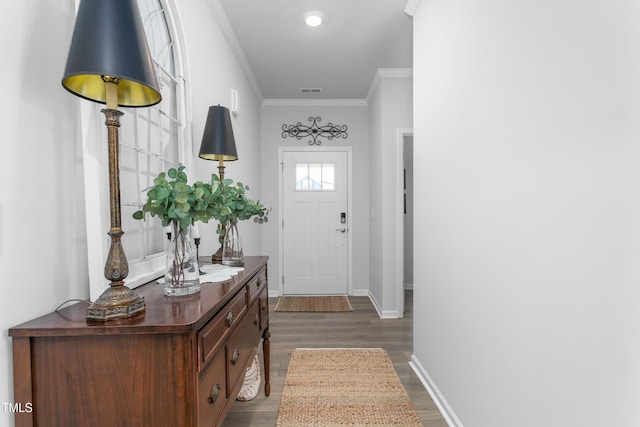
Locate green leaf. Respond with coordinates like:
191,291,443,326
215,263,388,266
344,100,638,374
149,187,169,201
156,187,170,200
180,218,190,234
153,173,166,186
175,193,188,203
174,182,189,193
132,210,144,220
168,168,178,179
176,202,190,213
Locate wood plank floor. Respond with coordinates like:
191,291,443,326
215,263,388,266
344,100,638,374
222,292,448,427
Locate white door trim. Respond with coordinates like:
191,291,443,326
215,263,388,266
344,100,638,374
278,146,353,296
396,128,413,316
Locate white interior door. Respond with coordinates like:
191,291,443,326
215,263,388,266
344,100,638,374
282,150,348,295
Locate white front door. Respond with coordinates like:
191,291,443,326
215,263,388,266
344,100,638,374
282,150,349,295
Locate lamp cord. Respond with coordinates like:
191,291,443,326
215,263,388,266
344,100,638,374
55,299,91,314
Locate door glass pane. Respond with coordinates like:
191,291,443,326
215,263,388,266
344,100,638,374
295,163,335,191
309,164,322,190
296,163,310,190
322,163,335,190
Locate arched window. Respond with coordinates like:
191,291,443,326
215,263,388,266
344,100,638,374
82,0,192,300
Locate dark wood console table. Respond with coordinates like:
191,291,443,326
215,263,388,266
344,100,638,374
9,256,270,427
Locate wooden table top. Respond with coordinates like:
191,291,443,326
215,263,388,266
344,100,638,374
9,256,268,337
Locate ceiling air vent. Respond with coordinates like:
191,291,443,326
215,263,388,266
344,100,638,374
299,88,322,94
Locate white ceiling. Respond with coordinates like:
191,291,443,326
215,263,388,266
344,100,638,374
216,0,413,100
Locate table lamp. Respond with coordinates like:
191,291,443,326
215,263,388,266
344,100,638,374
198,105,238,262
62,0,162,321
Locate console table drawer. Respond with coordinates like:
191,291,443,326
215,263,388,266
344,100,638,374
199,289,247,370
247,268,267,303
198,349,227,427
226,305,260,395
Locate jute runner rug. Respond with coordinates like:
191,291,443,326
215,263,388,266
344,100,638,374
276,348,423,426
275,296,353,312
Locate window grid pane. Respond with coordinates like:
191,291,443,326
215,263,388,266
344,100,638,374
120,0,183,265
322,163,335,190
295,163,336,191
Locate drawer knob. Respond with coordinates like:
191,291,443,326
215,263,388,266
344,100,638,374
231,349,240,365
257,278,263,286
261,301,267,311
225,310,235,327
254,314,260,325
208,383,221,404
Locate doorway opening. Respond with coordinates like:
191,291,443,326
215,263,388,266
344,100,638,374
396,129,413,316
403,135,414,293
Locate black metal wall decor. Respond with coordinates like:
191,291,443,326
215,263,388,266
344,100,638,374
281,117,348,145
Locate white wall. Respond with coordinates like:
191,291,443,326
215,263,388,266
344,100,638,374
260,102,370,296
411,1,640,426
179,0,264,257
0,2,263,426
1,2,88,426
368,70,413,317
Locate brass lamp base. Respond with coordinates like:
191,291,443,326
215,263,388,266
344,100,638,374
211,246,223,264
86,283,146,321
85,107,146,322
211,218,227,264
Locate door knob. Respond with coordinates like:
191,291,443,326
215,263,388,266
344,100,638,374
336,228,346,233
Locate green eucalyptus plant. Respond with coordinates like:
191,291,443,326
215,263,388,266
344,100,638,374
132,166,220,234
132,167,269,238
209,174,270,244
132,166,217,291
132,166,269,289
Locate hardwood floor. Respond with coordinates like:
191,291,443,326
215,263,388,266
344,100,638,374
222,292,448,427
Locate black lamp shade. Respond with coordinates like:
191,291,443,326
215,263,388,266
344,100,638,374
61,0,161,107
199,106,239,161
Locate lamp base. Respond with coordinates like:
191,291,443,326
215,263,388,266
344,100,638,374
86,284,146,321
211,246,223,264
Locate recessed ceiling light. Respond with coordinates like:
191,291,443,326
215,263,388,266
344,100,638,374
304,12,323,27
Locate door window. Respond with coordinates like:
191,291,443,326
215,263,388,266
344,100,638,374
295,163,335,191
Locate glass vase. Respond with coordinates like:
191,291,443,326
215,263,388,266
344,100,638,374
165,222,201,296
222,220,244,267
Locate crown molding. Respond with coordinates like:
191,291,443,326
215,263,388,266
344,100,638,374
262,99,368,108
404,0,423,17
378,68,413,79
366,68,413,102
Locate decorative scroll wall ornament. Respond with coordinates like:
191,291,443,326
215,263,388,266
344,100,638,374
281,117,348,145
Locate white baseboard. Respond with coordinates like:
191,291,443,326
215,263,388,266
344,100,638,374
368,291,400,319
409,354,464,427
